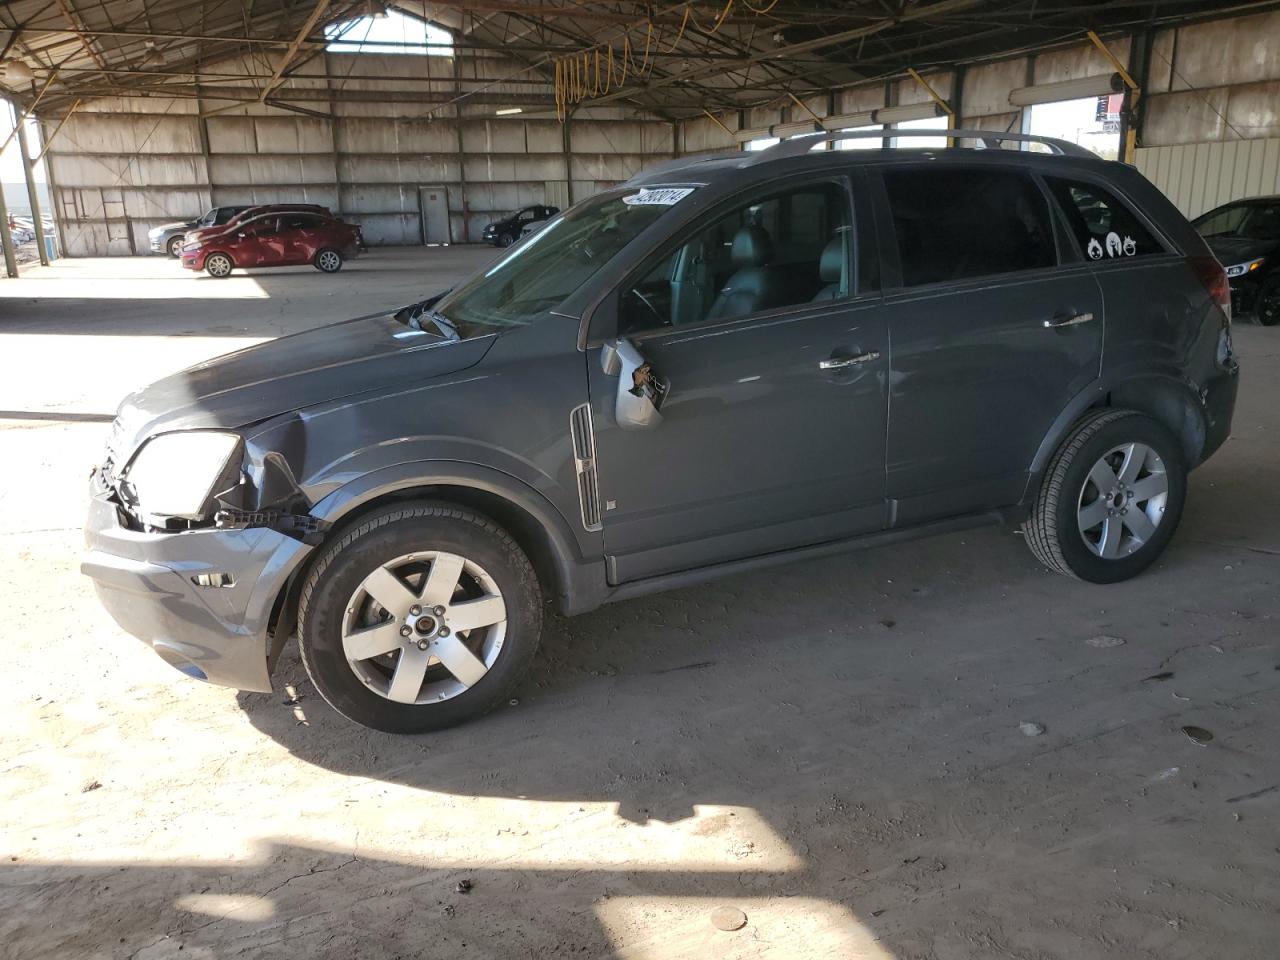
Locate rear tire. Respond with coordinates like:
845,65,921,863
315,248,343,273
204,252,233,278
297,503,543,734
1023,409,1186,583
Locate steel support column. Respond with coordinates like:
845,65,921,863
14,116,48,265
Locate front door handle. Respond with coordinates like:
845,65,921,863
819,351,880,370
1044,311,1095,328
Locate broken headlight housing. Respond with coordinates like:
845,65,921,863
122,431,243,522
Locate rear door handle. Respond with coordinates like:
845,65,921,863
1044,311,1095,328
819,351,880,370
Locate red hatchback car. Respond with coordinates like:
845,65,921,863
182,211,363,278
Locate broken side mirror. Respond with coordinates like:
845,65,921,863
601,339,665,430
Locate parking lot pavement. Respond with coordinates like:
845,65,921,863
1,254,1277,959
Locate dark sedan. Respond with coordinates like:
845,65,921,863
481,204,559,246
1194,196,1280,325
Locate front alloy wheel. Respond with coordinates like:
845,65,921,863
205,253,233,278
298,503,542,733
341,550,508,705
167,236,184,258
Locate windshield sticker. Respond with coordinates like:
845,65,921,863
623,187,695,207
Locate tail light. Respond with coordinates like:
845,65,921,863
1190,255,1231,324
1191,256,1235,368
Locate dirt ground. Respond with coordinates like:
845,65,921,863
1,248,1277,959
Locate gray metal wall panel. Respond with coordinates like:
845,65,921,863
1135,138,1280,217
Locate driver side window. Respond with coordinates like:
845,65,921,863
620,181,853,336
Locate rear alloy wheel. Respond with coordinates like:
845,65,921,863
205,252,233,278
1256,278,1280,326
166,236,184,258
315,248,343,273
297,503,542,733
1023,409,1186,583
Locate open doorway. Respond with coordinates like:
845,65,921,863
1023,95,1122,160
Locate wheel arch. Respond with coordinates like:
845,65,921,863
266,462,601,669
1026,374,1207,500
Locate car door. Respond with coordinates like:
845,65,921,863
586,175,890,584
281,214,320,264
870,163,1104,525
230,216,280,267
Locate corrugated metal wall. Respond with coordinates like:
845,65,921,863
46,50,675,256
681,8,1280,164
1136,138,1280,218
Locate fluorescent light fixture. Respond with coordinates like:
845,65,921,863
495,107,523,116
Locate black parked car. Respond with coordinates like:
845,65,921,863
1193,196,1280,325
84,130,1237,734
482,204,559,246
148,205,252,258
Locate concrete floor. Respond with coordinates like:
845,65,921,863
2,248,1278,960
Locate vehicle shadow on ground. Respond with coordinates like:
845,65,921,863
227,493,1280,956
9,498,1279,958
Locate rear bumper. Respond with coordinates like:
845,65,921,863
1199,358,1239,465
81,490,313,693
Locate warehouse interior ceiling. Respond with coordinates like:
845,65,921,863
1,0,1276,121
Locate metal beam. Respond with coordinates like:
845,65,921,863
14,114,48,265
259,0,333,103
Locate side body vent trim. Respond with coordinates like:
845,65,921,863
569,403,603,532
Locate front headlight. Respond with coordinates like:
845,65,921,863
123,432,243,520
1224,257,1265,278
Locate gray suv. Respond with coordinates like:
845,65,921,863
84,130,1239,733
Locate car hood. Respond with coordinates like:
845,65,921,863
184,224,227,245
1204,235,1279,266
108,311,496,464
152,219,197,235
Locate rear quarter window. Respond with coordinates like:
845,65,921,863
1044,177,1163,261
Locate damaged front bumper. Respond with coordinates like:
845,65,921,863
81,485,315,693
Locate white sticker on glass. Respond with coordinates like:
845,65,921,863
623,187,695,206
1122,235,1137,256
1087,238,1103,260
1105,231,1123,257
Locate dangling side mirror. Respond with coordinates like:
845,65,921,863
601,339,665,431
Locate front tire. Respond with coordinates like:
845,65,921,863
205,252,233,278
1256,277,1280,326
1023,409,1187,583
167,236,184,258
297,503,543,733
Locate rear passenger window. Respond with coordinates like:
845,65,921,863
883,168,1056,286
619,181,853,335
1044,177,1162,261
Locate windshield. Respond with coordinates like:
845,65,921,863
435,186,695,336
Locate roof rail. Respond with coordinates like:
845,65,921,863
750,128,1097,162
